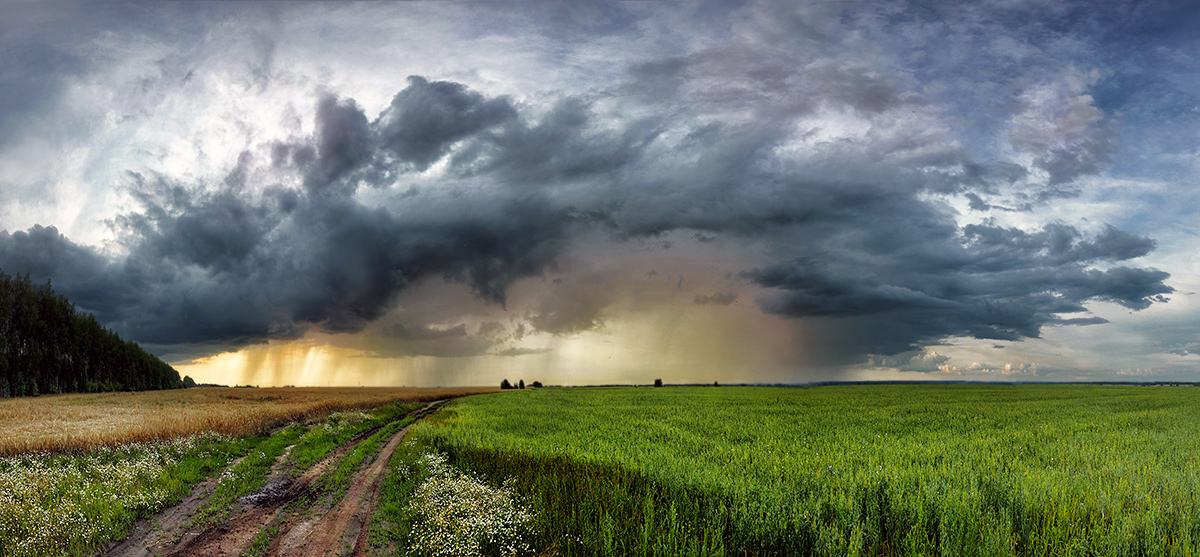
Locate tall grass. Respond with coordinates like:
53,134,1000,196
414,386,1200,556
0,387,492,455
0,431,256,557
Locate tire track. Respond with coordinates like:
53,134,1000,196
269,402,444,556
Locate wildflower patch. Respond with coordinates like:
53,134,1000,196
407,451,536,557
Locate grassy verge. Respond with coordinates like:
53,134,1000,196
190,424,308,527
367,413,537,557
0,431,266,557
413,386,1200,556
367,435,427,553
319,412,422,502
289,401,424,473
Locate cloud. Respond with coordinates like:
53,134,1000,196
694,292,737,306
0,90,580,348
492,347,553,357
1009,74,1116,186
936,361,1039,376
866,350,951,372
309,94,373,192
376,76,517,171
746,222,1171,355
0,68,1173,366
0,0,1185,376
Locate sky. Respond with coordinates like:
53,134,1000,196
1,0,1198,387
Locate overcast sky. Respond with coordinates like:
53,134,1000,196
2,0,1198,386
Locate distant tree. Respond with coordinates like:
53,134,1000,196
519,379,525,389
531,381,543,388
713,381,720,387
183,375,197,388
501,379,513,390
654,378,664,387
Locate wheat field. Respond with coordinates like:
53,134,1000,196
0,387,493,455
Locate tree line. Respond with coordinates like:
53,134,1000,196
0,271,183,397
500,379,541,390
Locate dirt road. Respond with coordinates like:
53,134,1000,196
103,400,445,557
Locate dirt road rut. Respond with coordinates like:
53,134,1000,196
104,400,444,557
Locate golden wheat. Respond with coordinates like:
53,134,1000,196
0,387,493,455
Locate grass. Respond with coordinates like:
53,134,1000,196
289,401,425,473
190,424,307,527
368,436,426,553
245,522,280,557
413,385,1200,556
0,386,494,455
319,415,417,502
0,431,257,557
367,425,536,557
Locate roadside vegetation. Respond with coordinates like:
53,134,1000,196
368,436,537,557
409,385,1200,556
0,430,249,556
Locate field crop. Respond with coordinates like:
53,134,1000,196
0,386,493,455
414,385,1200,556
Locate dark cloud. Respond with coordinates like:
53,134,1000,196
308,94,372,192
376,76,517,171
0,85,580,349
747,222,1171,356
451,97,664,185
0,42,84,143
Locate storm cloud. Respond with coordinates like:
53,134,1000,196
0,0,1191,380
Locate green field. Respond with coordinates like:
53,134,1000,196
405,385,1200,556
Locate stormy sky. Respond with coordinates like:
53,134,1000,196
1,0,1197,386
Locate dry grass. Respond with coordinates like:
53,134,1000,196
0,387,494,456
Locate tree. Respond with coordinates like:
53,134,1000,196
654,378,664,387
183,375,197,388
501,379,513,390
0,270,182,398
519,379,525,389
531,381,543,388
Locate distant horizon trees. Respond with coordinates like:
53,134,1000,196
0,271,183,397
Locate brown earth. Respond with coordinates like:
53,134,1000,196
103,399,447,557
